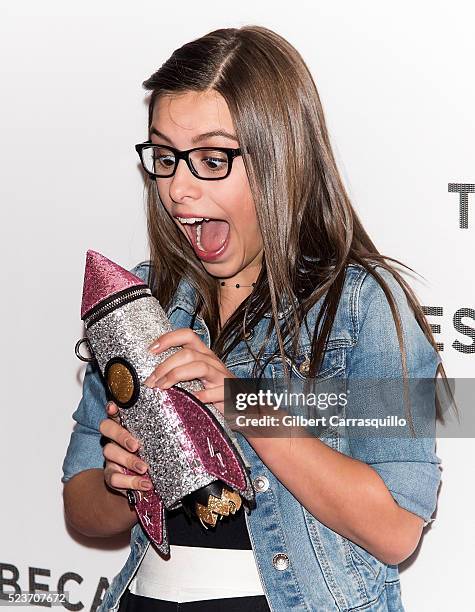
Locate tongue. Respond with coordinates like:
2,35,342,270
199,220,229,252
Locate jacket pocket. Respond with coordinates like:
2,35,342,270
269,344,346,381
303,509,388,610
225,355,273,379
346,539,385,581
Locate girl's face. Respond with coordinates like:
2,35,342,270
151,90,263,282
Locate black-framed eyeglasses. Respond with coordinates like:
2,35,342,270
135,141,243,181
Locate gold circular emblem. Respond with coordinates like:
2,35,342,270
107,362,135,404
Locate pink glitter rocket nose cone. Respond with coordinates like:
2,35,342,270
81,250,147,320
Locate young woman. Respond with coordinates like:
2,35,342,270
62,26,445,612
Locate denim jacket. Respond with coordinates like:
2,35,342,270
62,261,442,612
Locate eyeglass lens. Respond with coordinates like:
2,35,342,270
141,146,230,178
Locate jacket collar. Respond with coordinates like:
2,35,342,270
167,277,198,316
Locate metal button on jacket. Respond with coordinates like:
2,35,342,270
272,553,290,571
243,330,254,340
299,357,310,376
253,475,269,493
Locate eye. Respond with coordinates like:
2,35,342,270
154,153,175,169
201,154,227,171
202,156,227,170
190,149,229,175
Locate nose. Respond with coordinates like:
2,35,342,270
169,158,201,203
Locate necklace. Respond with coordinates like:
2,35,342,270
220,281,256,288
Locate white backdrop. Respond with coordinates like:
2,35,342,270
1,1,473,610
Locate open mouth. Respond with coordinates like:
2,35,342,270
175,216,230,256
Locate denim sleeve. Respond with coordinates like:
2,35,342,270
346,266,442,523
61,361,108,483
61,260,151,484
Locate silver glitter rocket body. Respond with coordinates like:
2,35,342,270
76,250,255,554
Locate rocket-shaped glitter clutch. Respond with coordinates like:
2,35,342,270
75,250,255,555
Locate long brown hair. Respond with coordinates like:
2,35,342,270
140,25,451,427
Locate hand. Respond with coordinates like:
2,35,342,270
145,328,236,415
99,401,153,497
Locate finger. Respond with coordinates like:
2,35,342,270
105,462,153,492
99,417,140,452
151,360,217,390
103,460,128,497
192,385,226,405
106,401,121,423
147,328,213,357
144,349,221,388
103,441,148,474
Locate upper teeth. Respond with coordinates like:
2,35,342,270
176,217,210,224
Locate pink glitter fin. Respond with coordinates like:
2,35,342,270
122,467,166,547
81,250,147,319
166,386,248,493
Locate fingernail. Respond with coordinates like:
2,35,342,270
141,480,153,490
126,438,137,452
147,341,160,352
135,462,147,473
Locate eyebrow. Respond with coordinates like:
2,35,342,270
150,127,238,145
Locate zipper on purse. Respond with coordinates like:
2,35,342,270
83,285,152,328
